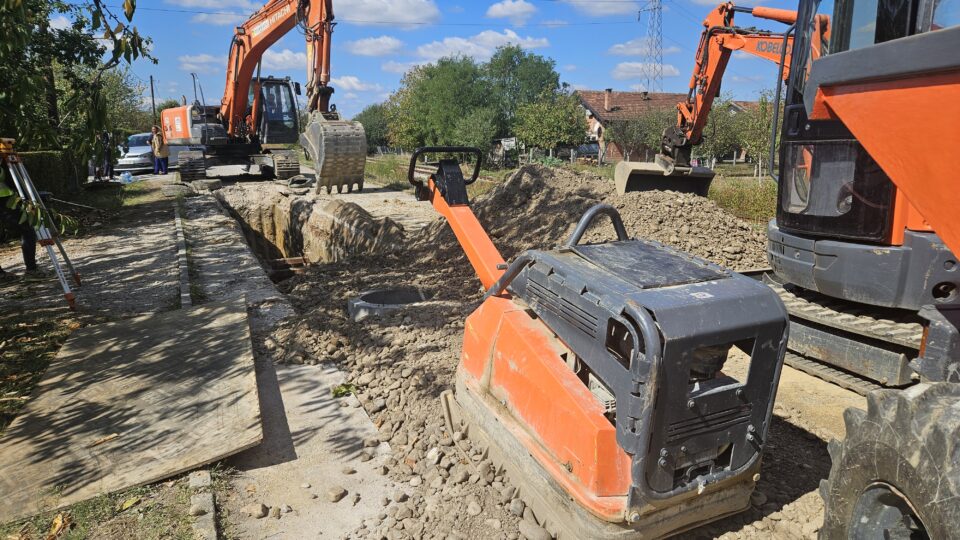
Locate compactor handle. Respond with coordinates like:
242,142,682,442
564,204,630,248
408,146,483,188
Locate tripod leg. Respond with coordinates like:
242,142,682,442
12,162,81,286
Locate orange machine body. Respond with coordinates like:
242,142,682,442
161,105,195,146
809,67,959,250
425,177,633,518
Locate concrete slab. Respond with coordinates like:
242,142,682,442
225,362,396,539
0,298,261,522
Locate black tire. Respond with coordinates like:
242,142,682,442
819,383,960,540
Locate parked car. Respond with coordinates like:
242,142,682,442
115,133,204,174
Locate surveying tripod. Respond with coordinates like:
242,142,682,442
0,139,81,310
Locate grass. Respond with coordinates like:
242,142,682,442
708,176,778,223
0,478,195,540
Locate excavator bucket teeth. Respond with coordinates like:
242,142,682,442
300,114,367,194
614,160,715,196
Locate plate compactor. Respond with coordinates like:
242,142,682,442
408,147,788,538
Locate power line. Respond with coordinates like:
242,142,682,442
112,5,637,27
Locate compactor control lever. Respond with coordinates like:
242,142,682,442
408,146,482,205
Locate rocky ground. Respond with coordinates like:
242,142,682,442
217,165,863,539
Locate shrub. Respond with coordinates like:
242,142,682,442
18,151,78,195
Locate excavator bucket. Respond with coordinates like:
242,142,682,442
300,112,367,194
614,157,715,196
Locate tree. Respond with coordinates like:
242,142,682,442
0,0,154,179
514,92,586,153
602,107,674,161
452,107,500,154
353,103,391,149
696,95,743,167
156,98,183,115
736,89,777,177
387,57,492,149
485,45,560,130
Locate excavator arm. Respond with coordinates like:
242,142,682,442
221,0,334,137
662,2,830,166
615,2,828,194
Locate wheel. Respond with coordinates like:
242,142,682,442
819,383,960,540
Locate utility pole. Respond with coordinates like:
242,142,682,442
150,75,157,124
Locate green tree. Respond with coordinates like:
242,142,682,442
485,45,560,130
696,95,743,167
451,107,500,154
156,98,183,116
353,103,391,149
514,92,586,153
736,89,777,177
387,57,492,149
602,107,674,162
0,0,153,185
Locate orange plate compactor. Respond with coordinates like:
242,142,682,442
407,147,789,538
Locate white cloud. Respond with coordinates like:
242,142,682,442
612,62,681,80
344,92,360,100
338,0,441,29
382,60,423,74
563,64,576,71
330,75,383,92
416,29,548,61
49,15,71,30
165,0,258,8
608,38,680,56
262,49,306,70
541,19,568,27
570,83,589,91
191,12,247,25
345,36,404,56
560,0,639,16
178,53,228,74
486,0,537,26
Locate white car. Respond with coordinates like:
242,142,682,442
115,133,204,174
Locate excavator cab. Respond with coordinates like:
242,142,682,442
250,77,300,146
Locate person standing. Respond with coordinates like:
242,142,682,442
150,125,169,175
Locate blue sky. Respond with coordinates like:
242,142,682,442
74,0,815,118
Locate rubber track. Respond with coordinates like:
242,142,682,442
783,351,882,396
768,280,923,349
178,151,206,183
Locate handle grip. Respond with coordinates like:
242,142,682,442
564,204,629,248
408,146,483,187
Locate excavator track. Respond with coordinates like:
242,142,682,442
271,150,300,180
783,352,882,396
177,151,206,183
764,277,924,389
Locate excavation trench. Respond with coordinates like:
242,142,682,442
215,184,405,282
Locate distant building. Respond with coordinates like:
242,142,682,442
577,89,754,164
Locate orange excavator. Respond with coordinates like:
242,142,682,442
615,2,830,195
161,0,366,193
760,0,960,536
407,146,789,537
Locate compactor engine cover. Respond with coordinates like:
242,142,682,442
451,205,788,537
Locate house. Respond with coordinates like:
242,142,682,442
577,89,754,164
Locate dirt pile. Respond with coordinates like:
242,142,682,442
464,164,768,269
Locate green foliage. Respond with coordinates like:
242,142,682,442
602,107,674,162
353,103,391,149
485,45,560,129
0,0,154,163
452,107,501,154
386,46,566,150
333,383,357,398
696,95,742,165
707,176,778,223
735,89,778,177
514,92,586,151
19,151,73,194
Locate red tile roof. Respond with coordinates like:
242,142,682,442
577,90,685,123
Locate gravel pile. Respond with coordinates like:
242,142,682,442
242,166,825,539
